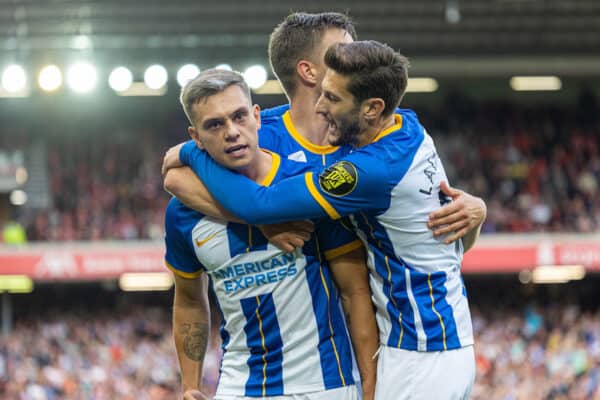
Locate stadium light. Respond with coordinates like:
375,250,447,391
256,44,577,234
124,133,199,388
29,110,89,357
1,65,27,93
510,76,562,91
119,272,173,291
108,66,133,92
0,275,33,293
177,64,200,87
66,62,98,93
243,65,267,89
144,64,168,89
253,79,284,95
215,63,232,71
530,265,585,284
9,189,27,206
406,78,439,93
15,167,28,185
38,65,62,92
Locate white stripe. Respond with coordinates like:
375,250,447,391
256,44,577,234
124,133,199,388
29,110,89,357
405,269,427,351
443,266,474,347
272,256,326,392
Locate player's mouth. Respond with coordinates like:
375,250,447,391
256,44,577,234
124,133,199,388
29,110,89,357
225,144,248,157
324,115,339,136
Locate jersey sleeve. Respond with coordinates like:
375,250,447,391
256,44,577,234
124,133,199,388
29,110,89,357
164,198,205,279
180,145,327,224
315,217,363,261
303,150,392,218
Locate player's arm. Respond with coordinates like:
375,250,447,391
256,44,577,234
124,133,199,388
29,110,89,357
328,245,378,400
172,272,211,398
164,166,242,223
163,142,242,222
165,200,212,399
180,142,388,224
427,181,487,251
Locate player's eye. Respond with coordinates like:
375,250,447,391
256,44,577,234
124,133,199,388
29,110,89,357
204,120,223,130
233,110,248,122
325,92,339,103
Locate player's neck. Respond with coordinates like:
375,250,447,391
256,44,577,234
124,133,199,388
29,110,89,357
288,88,331,146
237,149,273,185
358,115,397,148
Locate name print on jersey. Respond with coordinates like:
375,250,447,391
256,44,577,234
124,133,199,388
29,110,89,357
419,152,439,196
214,252,298,293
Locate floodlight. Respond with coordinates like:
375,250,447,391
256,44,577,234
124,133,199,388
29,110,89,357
1,64,27,92
119,272,173,291
177,64,200,87
144,64,168,89
66,62,97,93
510,76,562,91
108,66,133,92
243,65,267,89
38,65,62,92
9,190,27,206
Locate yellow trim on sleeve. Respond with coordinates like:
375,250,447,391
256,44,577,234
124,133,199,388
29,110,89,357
324,239,363,261
282,111,339,155
372,114,403,143
259,150,281,187
165,261,203,279
304,172,341,220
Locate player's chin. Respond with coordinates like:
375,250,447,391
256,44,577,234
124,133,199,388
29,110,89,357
326,130,342,146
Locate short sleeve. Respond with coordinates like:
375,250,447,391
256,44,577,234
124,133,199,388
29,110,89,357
315,218,363,261
164,198,205,278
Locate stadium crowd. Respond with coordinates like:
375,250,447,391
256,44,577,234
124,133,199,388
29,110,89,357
432,94,600,234
2,300,599,399
0,305,222,400
11,95,599,242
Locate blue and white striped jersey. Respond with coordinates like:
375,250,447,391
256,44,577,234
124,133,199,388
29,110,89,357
259,105,351,167
179,109,474,353
164,153,360,397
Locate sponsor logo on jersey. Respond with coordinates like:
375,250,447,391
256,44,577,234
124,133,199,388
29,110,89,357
318,161,358,197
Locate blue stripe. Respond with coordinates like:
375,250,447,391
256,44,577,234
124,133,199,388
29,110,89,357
354,213,420,349
241,294,284,396
304,255,354,389
227,223,268,258
408,270,461,351
429,271,461,349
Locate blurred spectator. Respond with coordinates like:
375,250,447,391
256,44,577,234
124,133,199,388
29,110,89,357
2,221,27,245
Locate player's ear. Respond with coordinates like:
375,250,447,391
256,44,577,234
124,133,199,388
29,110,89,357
188,126,204,149
362,98,386,122
253,104,261,130
296,60,318,86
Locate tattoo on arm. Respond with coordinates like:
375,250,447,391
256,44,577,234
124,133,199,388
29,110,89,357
181,322,209,361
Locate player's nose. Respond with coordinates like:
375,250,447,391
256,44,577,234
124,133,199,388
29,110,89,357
223,120,241,140
315,93,327,114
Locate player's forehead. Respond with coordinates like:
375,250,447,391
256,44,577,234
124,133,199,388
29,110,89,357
322,69,352,98
193,85,251,122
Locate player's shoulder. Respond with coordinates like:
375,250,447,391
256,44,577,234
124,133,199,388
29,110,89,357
165,197,205,232
395,108,423,134
273,155,313,182
260,104,290,122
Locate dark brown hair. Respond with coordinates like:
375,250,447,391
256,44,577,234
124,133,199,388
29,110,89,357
268,12,357,98
324,40,409,116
